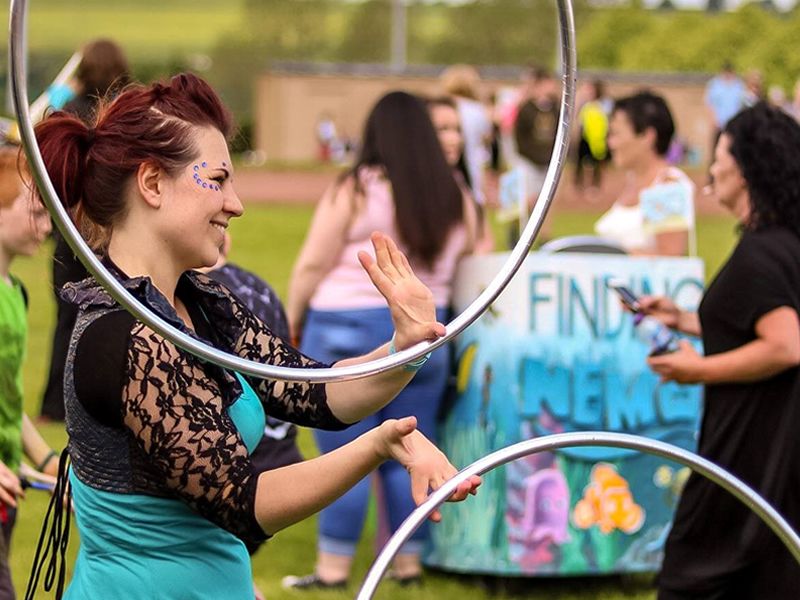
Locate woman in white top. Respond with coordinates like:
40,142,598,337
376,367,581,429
595,91,696,256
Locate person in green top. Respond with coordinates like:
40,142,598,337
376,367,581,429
0,144,62,598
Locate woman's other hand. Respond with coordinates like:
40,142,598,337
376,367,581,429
0,461,23,508
358,232,446,351
647,340,705,384
639,295,682,329
376,417,481,522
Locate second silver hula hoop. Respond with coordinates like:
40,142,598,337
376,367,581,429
8,0,576,382
356,431,800,599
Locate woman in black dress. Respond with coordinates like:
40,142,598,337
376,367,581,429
641,103,800,599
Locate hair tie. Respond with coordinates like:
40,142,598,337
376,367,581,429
85,129,96,145
151,84,168,101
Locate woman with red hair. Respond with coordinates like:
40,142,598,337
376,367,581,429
29,73,479,600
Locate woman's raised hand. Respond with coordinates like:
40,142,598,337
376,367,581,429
358,232,446,351
375,417,481,522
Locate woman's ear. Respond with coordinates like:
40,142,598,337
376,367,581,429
643,126,659,152
136,161,164,209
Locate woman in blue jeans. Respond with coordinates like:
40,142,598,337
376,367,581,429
305,308,448,553
286,91,479,588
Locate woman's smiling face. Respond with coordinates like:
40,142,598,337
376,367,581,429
158,126,243,270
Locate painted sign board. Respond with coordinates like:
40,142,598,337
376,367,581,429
425,252,704,575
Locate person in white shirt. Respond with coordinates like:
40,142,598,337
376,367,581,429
595,91,695,256
440,64,492,205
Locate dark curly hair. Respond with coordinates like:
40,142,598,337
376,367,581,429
724,103,800,236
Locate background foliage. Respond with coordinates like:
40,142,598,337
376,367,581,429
7,0,798,130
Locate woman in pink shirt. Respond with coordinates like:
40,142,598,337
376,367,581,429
285,91,478,589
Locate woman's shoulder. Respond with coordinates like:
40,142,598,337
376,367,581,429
72,308,138,400
354,165,388,188
733,227,800,270
77,308,138,351
72,308,139,429
738,227,800,252
655,166,695,191
329,167,388,203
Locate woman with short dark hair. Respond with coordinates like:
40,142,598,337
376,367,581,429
642,103,800,598
594,90,695,256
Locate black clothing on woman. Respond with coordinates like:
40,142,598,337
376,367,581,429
62,264,347,546
208,262,304,554
40,232,88,420
658,229,800,599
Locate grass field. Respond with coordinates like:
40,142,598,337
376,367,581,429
9,204,739,599
0,0,245,62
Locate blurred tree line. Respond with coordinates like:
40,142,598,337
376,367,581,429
4,0,798,149
205,0,800,137
578,2,800,90
206,0,574,119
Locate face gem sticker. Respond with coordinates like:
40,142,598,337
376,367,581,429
192,163,222,192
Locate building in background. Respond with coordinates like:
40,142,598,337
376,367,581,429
254,63,712,166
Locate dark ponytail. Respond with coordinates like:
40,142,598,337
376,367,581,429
34,114,105,246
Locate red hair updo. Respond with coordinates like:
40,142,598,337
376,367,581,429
34,72,233,249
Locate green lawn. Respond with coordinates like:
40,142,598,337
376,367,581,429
9,204,738,599
0,0,245,62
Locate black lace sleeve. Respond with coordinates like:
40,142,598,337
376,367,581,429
122,322,268,546
225,289,350,431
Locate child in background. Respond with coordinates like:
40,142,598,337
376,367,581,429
0,145,62,598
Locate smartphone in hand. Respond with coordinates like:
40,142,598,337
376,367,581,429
607,279,641,312
607,279,678,355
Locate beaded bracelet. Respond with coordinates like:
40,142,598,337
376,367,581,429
388,335,432,373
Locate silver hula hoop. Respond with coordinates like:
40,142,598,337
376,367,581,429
8,0,576,382
357,432,800,599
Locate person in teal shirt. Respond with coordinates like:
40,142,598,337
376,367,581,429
30,73,481,600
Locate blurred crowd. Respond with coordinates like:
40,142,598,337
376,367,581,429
2,33,800,600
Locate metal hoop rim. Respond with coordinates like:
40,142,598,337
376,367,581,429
356,432,800,599
8,0,576,383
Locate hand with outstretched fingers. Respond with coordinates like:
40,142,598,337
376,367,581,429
358,232,446,352
376,417,481,522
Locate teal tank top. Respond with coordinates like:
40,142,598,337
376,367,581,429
65,374,266,600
